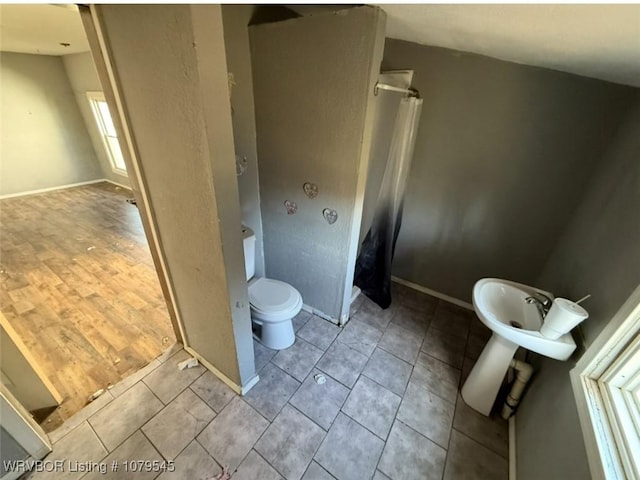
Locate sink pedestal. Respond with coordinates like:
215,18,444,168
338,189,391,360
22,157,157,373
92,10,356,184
461,333,519,416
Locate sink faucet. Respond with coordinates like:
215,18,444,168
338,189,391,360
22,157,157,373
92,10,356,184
525,292,553,319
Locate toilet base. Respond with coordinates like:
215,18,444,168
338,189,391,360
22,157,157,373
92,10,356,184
252,317,295,350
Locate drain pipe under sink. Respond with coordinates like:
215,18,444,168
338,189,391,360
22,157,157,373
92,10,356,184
501,359,533,420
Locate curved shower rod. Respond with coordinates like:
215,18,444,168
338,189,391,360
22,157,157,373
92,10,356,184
374,82,420,98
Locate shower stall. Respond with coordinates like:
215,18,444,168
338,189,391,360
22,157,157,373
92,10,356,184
355,71,423,309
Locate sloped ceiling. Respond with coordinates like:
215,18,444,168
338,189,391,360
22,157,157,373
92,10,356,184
1,4,639,87
290,4,640,87
377,4,640,87
0,4,89,56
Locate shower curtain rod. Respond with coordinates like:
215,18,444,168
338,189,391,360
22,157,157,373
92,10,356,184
374,82,420,98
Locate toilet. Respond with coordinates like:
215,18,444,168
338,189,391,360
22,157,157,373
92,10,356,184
243,226,302,350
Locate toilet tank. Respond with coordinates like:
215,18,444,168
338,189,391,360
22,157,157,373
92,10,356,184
242,225,255,280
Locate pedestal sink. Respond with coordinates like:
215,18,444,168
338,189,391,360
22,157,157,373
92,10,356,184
461,278,576,416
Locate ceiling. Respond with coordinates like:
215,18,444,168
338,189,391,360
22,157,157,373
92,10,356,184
0,4,89,56
1,4,639,87
377,4,640,88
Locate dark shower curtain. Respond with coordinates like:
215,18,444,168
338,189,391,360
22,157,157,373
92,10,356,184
355,96,423,309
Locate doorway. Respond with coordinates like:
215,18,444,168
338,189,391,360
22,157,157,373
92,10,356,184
0,4,176,432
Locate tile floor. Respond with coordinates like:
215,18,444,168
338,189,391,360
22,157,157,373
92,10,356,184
29,284,508,480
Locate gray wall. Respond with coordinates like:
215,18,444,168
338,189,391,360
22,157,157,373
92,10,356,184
382,39,635,302
251,7,386,322
93,4,256,388
62,52,130,187
0,53,102,196
517,92,640,480
221,5,265,277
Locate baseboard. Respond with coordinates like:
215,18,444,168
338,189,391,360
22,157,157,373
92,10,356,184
509,415,517,480
182,345,250,395
0,179,106,200
104,178,132,190
302,303,339,325
391,276,473,310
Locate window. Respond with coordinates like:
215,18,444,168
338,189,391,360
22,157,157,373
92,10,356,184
572,286,640,480
87,92,127,175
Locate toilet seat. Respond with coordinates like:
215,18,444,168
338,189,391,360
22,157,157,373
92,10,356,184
249,277,302,321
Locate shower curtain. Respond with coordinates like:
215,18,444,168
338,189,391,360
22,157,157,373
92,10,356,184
354,96,423,309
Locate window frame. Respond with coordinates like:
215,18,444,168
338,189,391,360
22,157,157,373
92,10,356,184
86,91,128,176
571,285,640,480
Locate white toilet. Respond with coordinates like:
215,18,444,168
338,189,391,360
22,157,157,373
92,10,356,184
242,226,302,350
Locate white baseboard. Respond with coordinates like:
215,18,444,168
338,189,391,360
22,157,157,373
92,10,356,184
509,415,517,480
0,179,106,200
302,303,339,325
104,178,132,190
183,345,249,395
391,276,473,310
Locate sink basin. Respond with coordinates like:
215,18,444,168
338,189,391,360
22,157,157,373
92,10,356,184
461,278,577,416
473,278,576,360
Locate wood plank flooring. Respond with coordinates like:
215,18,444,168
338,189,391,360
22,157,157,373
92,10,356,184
0,182,175,432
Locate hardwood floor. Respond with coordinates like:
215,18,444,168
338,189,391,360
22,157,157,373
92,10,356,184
0,182,175,431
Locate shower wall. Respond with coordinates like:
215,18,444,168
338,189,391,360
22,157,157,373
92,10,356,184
251,6,386,322
221,5,266,277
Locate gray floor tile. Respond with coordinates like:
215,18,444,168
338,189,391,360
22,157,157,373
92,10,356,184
411,352,461,404
421,327,466,368
397,381,455,448
390,306,430,336
190,370,237,413
88,382,163,451
316,341,369,388
290,369,349,430
156,440,221,480
436,300,473,317
297,316,341,351
465,331,488,361
82,431,162,480
362,348,412,396
244,363,300,421
233,450,283,480
398,288,438,314
293,310,313,332
142,388,215,460
430,306,471,340
460,356,475,387
373,471,391,480
143,349,206,404
336,319,382,357
314,413,384,480
341,376,401,439
378,323,423,364
272,337,324,382
254,339,278,372
109,359,160,398
197,397,269,472
49,390,114,444
302,462,336,480
453,394,509,459
349,294,366,317
32,422,107,480
353,302,393,332
443,430,508,480
378,420,446,480
255,405,325,480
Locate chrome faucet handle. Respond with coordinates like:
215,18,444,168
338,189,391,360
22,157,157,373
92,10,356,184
527,292,553,308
